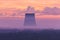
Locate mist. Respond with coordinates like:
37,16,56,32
0,16,60,30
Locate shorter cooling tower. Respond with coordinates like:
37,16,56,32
24,6,36,26
24,13,36,26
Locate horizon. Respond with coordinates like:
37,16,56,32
0,6,60,16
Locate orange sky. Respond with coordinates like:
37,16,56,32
0,0,60,10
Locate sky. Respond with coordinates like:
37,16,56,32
0,0,60,29
0,0,60,10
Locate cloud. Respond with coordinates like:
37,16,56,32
41,7,60,15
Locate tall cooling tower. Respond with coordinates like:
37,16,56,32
24,6,36,26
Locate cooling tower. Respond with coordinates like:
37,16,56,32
24,13,36,26
24,6,36,26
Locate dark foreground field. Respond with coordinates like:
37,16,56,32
0,29,60,40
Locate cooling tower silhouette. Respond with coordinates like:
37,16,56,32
24,6,36,26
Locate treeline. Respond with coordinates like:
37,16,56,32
0,29,60,40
